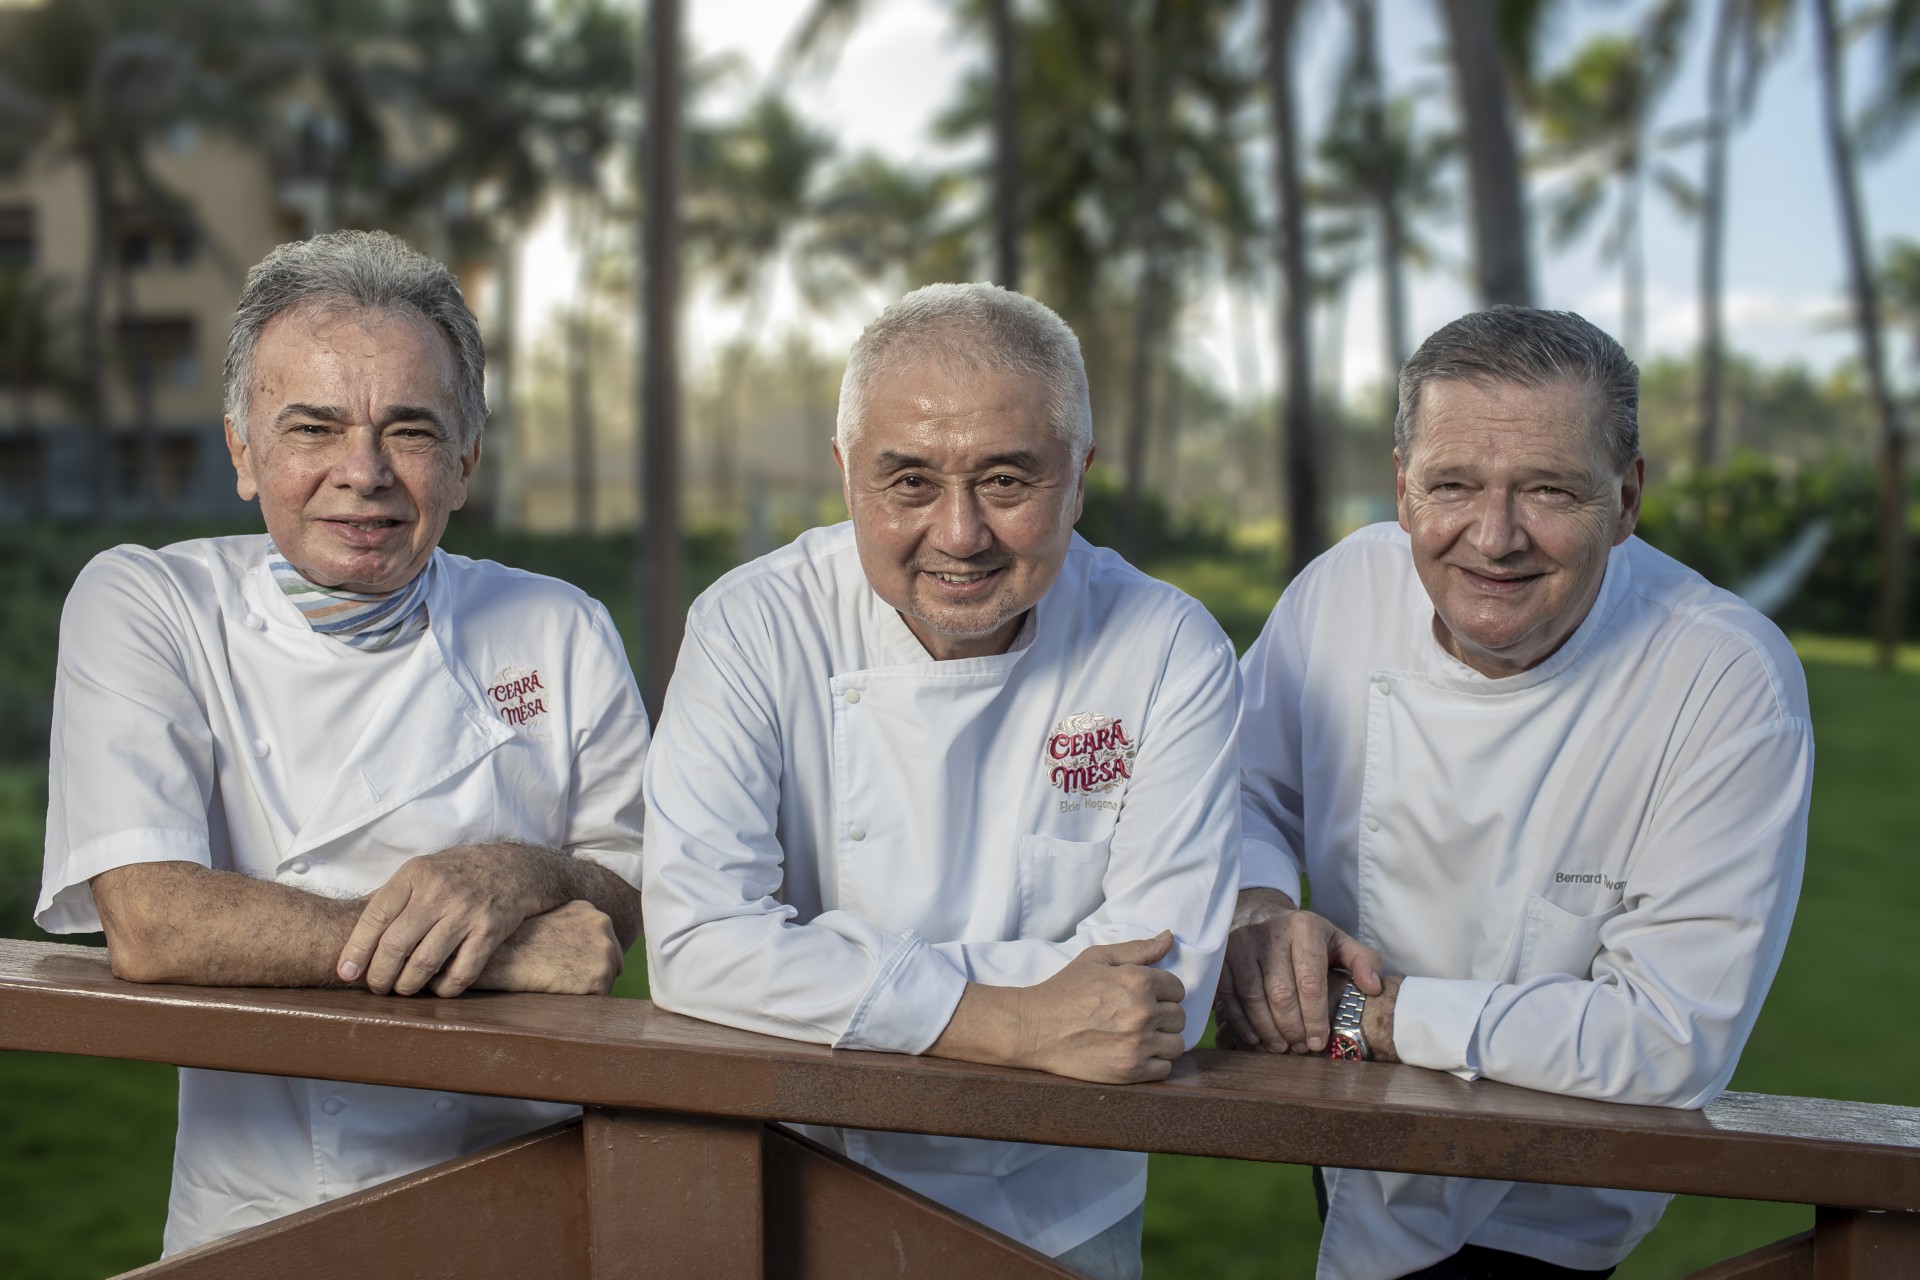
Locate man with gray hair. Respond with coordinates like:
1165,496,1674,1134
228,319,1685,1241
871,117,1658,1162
39,229,648,1254
1219,306,1812,1278
643,282,1242,1278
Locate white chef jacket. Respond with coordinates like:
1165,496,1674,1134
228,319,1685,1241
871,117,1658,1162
38,534,649,1255
1239,524,1812,1279
642,523,1242,1257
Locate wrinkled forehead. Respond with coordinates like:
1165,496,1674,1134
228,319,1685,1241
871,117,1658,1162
254,301,457,385
851,362,1061,463
1410,375,1606,463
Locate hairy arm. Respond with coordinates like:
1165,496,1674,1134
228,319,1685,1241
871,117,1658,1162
93,856,626,997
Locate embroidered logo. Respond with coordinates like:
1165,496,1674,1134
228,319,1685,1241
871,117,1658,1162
489,666,550,733
1045,712,1136,798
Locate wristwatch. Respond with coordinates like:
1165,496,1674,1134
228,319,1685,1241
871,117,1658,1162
1326,977,1369,1062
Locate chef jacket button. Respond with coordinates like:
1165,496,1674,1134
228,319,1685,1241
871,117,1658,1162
433,1096,456,1114
287,858,311,875
849,826,866,842
244,611,264,630
1374,679,1391,696
251,738,271,758
321,1096,344,1115
843,688,862,704
1364,816,1380,833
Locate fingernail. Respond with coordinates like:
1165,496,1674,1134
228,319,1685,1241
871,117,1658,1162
1308,1036,1324,1051
339,961,361,980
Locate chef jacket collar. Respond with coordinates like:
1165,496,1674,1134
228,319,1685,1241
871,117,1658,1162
1415,538,1635,695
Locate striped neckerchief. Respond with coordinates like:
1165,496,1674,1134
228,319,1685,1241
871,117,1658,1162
265,541,436,652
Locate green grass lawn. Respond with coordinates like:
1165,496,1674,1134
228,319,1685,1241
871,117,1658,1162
1,534,1915,1278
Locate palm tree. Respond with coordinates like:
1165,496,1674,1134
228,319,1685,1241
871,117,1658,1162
1816,0,1909,668
786,0,1024,289
1270,0,1321,573
1314,46,1453,381
638,0,684,713
1696,0,1791,469
1530,5,1692,360
1438,0,1535,307
0,0,270,517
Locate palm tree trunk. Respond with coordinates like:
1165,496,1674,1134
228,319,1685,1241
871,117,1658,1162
81,145,113,520
1623,166,1645,359
567,305,595,535
1272,0,1323,576
1697,0,1739,470
1439,0,1534,308
1813,0,1907,668
639,0,685,714
990,0,1021,291
1118,0,1169,561
1350,0,1409,374
489,238,520,528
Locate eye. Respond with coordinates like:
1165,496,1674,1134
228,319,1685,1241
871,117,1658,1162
984,474,1024,490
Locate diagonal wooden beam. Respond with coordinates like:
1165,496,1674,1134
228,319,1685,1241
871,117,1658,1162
113,1122,589,1280
1688,1231,1812,1279
761,1124,1078,1279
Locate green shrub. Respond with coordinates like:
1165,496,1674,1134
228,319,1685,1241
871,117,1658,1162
1637,455,1920,637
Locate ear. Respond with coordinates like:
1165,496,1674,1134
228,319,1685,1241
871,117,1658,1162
1072,443,1096,523
225,417,258,502
1394,448,1411,534
449,434,482,512
1613,454,1644,546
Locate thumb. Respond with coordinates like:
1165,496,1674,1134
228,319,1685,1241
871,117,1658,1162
1331,931,1385,995
1090,929,1175,968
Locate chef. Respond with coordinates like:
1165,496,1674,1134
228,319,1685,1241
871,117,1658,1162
1221,306,1812,1280
642,283,1241,1280
37,230,648,1254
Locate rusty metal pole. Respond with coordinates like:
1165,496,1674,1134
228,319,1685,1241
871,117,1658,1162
638,0,684,717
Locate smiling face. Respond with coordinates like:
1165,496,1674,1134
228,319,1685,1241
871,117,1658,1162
835,361,1092,661
226,305,478,594
1396,377,1642,678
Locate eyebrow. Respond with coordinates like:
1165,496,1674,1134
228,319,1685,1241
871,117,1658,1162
870,448,1048,474
273,403,449,431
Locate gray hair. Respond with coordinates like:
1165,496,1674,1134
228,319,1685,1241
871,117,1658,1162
835,283,1093,459
223,230,488,444
1394,306,1640,474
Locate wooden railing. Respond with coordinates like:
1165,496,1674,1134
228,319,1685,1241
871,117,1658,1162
2,937,1917,1279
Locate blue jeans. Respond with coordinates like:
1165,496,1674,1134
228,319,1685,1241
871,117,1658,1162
1054,1202,1145,1280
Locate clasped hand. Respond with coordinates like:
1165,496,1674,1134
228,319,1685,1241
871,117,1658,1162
335,845,620,998
1214,887,1382,1054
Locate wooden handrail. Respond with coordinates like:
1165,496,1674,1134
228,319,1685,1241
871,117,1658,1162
4,938,1917,1213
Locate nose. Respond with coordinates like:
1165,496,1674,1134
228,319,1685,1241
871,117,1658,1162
333,427,394,496
928,484,994,560
1467,488,1528,561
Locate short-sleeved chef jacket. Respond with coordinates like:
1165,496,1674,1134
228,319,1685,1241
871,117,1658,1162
1239,524,1812,1279
642,523,1242,1257
39,535,649,1254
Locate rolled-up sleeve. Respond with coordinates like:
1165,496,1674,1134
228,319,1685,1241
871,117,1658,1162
1237,591,1309,906
38,550,217,934
642,609,970,1053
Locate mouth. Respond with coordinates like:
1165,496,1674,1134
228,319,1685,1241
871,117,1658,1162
918,565,1007,599
322,516,409,547
1455,565,1543,594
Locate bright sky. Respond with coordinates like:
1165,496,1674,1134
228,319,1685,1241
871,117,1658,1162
520,0,1920,400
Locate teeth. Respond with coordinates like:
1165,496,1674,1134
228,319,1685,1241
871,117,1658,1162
348,521,394,531
932,571,986,583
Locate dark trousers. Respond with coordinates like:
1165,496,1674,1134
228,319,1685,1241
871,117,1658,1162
1311,1167,1617,1280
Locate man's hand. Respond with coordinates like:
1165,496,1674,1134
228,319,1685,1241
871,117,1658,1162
338,844,566,997
1215,887,1384,1054
931,931,1189,1084
467,900,624,996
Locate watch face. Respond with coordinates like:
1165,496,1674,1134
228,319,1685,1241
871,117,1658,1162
1326,1033,1364,1062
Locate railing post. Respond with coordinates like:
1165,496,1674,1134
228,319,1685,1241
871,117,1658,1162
1813,1207,1920,1279
584,1108,764,1280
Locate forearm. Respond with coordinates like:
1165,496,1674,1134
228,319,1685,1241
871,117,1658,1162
549,852,643,948
925,982,1026,1068
92,861,362,987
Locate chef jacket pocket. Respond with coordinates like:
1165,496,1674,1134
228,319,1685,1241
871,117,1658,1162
1516,895,1625,982
1015,835,1112,943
